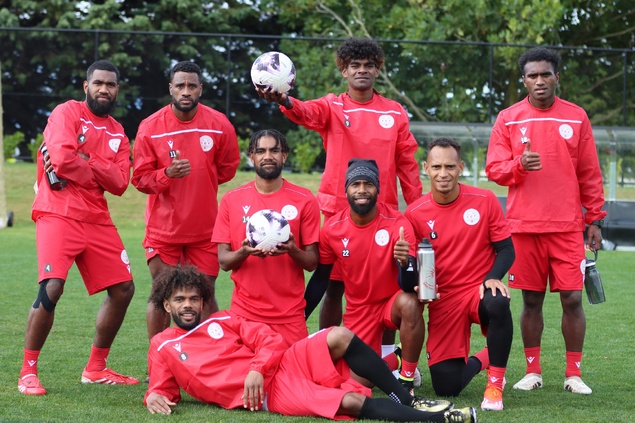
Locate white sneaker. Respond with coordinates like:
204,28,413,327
513,373,543,390
564,376,592,394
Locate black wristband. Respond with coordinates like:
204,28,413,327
279,97,291,108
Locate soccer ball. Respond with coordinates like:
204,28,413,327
246,209,291,250
250,51,296,93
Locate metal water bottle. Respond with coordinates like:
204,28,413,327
40,143,66,191
584,250,605,305
417,238,437,301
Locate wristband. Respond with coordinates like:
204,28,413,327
279,97,291,108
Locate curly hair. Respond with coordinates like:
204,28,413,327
149,266,212,310
335,37,385,72
518,47,560,75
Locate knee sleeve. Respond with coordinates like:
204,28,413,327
478,289,512,326
33,279,56,312
429,359,466,396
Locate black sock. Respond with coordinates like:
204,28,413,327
359,397,445,422
343,335,413,405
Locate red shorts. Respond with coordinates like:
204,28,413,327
267,328,371,420
143,236,219,277
343,291,401,355
249,319,308,348
426,290,483,367
509,232,585,292
36,215,132,295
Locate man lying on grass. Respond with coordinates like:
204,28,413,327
144,266,477,422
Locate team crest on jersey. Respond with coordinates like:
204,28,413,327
281,205,298,221
519,127,530,144
207,322,224,339
200,135,214,152
375,229,390,246
78,134,86,144
559,124,574,140
109,138,121,153
344,113,351,127
179,352,188,361
463,208,480,226
378,115,395,129
341,238,350,257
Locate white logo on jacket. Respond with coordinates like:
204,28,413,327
375,229,390,246
200,135,214,152
378,115,395,129
463,208,480,226
208,322,224,339
109,138,121,152
559,124,574,140
281,205,298,220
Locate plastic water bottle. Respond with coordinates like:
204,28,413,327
40,143,66,191
584,250,605,305
417,238,437,301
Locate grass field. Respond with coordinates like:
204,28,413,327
1,161,634,422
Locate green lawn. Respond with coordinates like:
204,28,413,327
1,162,634,422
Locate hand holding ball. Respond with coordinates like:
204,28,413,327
250,51,296,94
246,209,291,250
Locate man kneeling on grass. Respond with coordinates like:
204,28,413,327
144,266,477,422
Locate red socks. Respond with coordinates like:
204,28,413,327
383,352,400,371
85,345,110,372
473,348,490,371
488,365,506,390
565,351,583,378
21,349,41,377
400,359,418,380
524,346,542,374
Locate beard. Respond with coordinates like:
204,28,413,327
255,161,283,180
86,94,116,116
171,310,201,330
347,193,377,216
172,97,199,113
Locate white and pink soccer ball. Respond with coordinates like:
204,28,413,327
250,51,296,93
246,209,291,250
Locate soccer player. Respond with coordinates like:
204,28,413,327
132,61,240,343
19,60,138,395
213,129,320,346
404,137,515,411
486,47,606,395
257,36,423,379
304,159,435,398
145,266,476,422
